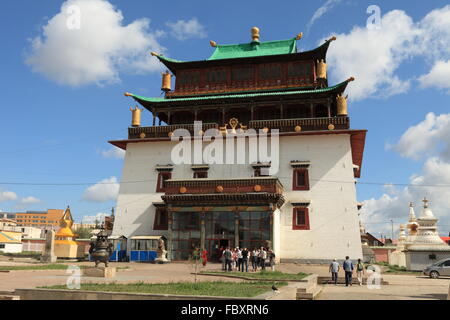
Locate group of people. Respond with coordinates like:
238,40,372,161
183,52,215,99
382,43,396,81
220,247,276,272
329,256,365,286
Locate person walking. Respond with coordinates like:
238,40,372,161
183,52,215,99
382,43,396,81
236,247,243,271
343,256,354,286
231,248,237,271
259,247,267,270
201,248,208,267
356,259,365,286
251,248,258,271
241,247,249,272
268,249,276,271
329,258,340,285
223,247,232,271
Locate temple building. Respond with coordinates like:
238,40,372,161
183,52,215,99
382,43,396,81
111,28,367,262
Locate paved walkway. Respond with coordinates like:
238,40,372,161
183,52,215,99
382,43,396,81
0,260,448,300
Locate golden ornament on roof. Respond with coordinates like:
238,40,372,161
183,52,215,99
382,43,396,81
210,40,217,47
251,27,260,42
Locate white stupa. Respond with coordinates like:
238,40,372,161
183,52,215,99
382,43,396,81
405,198,449,251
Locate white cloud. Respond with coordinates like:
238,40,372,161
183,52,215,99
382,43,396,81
418,60,450,93
0,191,18,202
100,147,125,159
81,212,108,225
361,112,450,237
25,0,166,87
326,5,450,101
327,10,418,101
83,176,119,203
394,112,450,161
14,196,42,210
166,17,207,41
19,196,42,204
361,157,450,237
306,0,342,33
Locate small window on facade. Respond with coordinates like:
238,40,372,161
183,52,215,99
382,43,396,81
193,171,208,179
292,168,309,190
156,172,172,192
292,207,310,230
154,208,168,230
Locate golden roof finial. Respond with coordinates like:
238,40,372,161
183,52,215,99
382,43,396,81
328,36,337,42
150,51,158,56
210,40,217,47
348,76,355,82
251,27,260,42
296,32,303,40
124,92,133,97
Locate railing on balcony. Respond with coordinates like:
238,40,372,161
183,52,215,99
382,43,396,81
248,117,350,132
128,117,350,139
128,123,219,139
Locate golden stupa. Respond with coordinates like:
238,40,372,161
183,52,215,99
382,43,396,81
54,206,83,259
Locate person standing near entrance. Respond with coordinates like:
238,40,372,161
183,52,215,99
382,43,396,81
268,249,276,271
236,247,243,271
343,256,354,286
259,247,267,270
251,248,258,271
356,259,365,286
329,258,340,285
223,247,232,271
241,248,249,272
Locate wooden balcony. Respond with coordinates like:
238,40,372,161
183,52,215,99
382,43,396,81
128,117,350,139
248,117,350,132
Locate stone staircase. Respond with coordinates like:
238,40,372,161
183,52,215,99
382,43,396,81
296,274,322,300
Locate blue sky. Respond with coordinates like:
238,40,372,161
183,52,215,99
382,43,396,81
1,0,450,236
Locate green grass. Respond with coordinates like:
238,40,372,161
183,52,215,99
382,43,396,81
199,270,309,280
372,262,421,275
0,264,129,271
40,281,288,297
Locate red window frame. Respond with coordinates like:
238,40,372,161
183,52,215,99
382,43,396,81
292,168,310,190
292,207,310,230
153,207,168,230
156,172,172,192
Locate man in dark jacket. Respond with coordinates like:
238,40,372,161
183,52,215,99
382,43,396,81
343,256,354,286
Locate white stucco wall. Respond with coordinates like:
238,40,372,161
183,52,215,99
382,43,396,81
0,243,23,253
113,133,363,260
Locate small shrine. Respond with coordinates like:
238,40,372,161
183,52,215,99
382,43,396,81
54,206,83,259
390,199,450,270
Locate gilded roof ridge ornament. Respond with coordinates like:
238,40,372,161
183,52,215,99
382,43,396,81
124,92,133,97
150,51,159,56
348,76,355,82
210,40,217,47
295,32,303,40
251,27,260,43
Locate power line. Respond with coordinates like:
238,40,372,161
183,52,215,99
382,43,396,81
1,177,450,188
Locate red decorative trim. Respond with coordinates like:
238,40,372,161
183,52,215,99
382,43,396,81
156,172,172,192
292,168,310,191
292,207,310,230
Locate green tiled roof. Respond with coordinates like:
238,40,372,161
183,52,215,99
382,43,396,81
208,38,297,60
127,80,351,104
154,38,298,65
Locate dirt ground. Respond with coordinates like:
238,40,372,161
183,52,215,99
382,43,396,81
0,260,448,300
